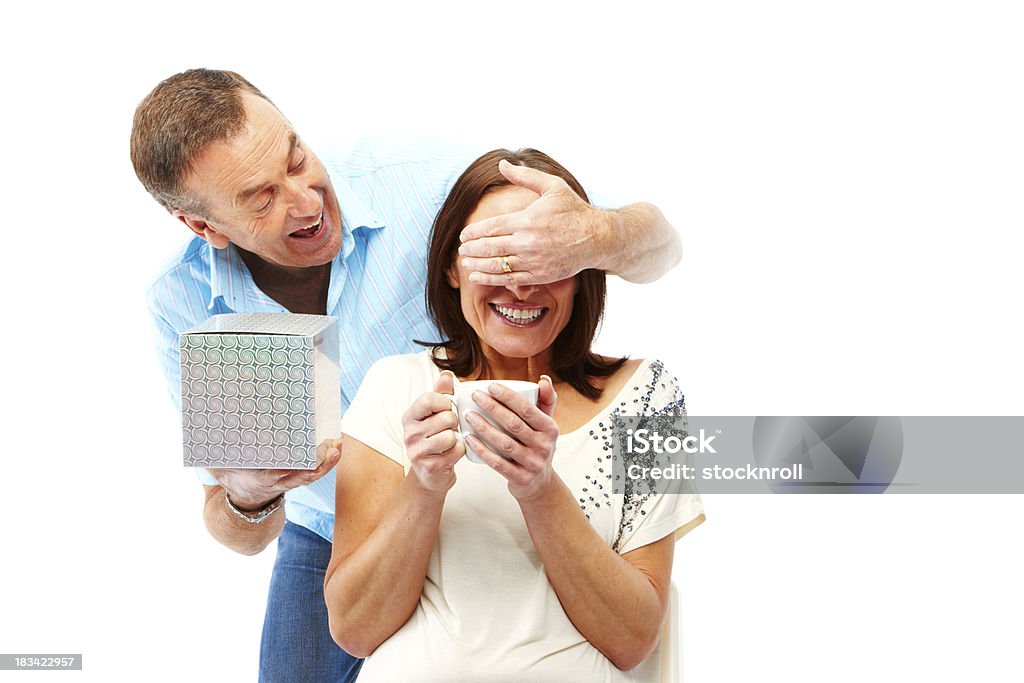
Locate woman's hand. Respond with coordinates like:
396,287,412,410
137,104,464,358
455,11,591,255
402,371,466,494
463,375,559,501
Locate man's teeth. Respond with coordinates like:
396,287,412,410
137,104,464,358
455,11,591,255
495,305,545,322
292,216,323,236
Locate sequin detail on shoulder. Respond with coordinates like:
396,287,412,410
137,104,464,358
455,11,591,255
612,360,686,553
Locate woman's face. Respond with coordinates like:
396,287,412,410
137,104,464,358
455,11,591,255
448,186,578,364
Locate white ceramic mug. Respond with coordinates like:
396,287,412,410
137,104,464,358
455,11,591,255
450,379,540,463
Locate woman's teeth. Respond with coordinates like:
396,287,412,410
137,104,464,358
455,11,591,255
494,305,546,323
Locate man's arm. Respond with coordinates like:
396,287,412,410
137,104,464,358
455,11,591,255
591,200,681,284
203,485,285,556
457,160,681,285
202,442,342,555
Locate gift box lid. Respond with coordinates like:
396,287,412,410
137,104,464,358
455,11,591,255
182,312,337,338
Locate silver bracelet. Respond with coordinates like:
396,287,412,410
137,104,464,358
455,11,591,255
224,491,285,525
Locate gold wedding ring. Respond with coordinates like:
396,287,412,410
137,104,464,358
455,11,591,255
501,256,513,274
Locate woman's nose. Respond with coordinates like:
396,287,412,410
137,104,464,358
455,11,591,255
506,283,540,300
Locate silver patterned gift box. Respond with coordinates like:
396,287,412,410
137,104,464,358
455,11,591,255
179,312,341,469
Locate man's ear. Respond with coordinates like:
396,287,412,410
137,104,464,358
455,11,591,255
173,210,231,249
446,264,460,289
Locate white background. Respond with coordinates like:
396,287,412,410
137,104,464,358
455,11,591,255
2,1,1022,681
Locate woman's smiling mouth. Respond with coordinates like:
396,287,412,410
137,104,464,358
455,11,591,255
490,303,549,327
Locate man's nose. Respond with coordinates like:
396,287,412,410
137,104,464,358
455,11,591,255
287,180,321,218
506,283,540,300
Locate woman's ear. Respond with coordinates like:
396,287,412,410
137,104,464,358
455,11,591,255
446,264,460,289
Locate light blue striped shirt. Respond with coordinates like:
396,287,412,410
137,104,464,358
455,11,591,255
147,136,475,541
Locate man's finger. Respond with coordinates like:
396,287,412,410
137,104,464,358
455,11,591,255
315,438,337,465
313,444,342,471
273,448,341,487
498,159,561,196
466,269,540,287
459,255,525,276
305,448,342,480
457,235,516,259
460,208,531,242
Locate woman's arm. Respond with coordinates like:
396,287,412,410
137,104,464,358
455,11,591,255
323,439,443,657
324,373,465,657
464,379,692,670
516,477,685,670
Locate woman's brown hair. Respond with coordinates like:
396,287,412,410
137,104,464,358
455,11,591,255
421,148,626,399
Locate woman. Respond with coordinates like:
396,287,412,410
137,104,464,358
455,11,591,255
325,149,704,682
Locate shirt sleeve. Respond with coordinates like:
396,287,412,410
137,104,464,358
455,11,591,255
146,264,218,486
146,293,184,409
615,360,705,555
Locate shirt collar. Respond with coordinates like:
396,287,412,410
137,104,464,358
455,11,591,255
333,168,385,252
208,241,272,312
206,166,386,313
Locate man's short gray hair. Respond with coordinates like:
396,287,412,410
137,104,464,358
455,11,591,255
130,69,272,217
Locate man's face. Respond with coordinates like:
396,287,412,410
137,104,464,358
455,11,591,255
177,93,342,270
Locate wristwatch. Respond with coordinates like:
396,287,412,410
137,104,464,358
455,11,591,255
224,490,285,524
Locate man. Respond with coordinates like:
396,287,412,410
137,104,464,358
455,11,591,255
133,69,681,682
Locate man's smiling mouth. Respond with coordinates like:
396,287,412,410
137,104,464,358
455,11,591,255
289,212,323,238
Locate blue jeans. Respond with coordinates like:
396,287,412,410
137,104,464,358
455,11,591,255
259,521,363,682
